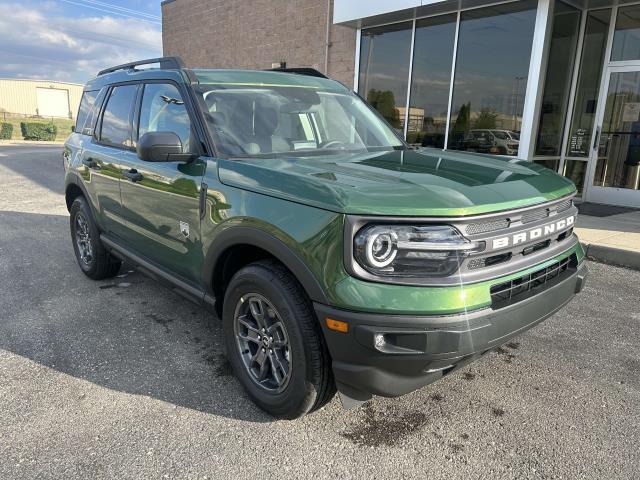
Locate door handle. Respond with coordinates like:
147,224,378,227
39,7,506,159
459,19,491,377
82,158,100,169
123,169,143,182
593,126,601,150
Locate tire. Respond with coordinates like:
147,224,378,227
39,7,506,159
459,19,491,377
70,196,121,280
222,259,335,419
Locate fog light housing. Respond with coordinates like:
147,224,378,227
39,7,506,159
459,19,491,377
374,333,386,349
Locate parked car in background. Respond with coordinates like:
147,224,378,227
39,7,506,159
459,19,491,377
465,129,520,155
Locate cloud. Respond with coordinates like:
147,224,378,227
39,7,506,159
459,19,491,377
0,2,162,83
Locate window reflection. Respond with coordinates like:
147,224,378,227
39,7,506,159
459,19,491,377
566,9,611,158
611,5,640,61
593,71,640,191
563,159,588,196
448,1,537,156
534,159,560,171
359,22,413,133
535,2,581,156
406,14,457,148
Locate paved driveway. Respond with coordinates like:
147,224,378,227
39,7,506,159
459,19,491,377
1,144,639,479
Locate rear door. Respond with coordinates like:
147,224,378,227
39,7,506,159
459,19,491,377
82,84,139,235
118,81,206,284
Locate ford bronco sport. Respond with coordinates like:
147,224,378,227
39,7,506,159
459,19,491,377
64,57,588,419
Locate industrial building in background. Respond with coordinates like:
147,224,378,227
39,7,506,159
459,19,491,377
162,0,640,208
0,79,83,120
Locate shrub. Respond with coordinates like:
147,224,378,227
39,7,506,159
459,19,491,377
20,122,57,141
0,122,13,140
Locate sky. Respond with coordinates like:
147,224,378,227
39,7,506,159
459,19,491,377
0,0,163,84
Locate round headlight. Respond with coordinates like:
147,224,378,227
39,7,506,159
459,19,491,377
366,230,397,268
353,224,485,278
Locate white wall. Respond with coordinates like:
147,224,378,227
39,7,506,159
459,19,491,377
333,0,447,24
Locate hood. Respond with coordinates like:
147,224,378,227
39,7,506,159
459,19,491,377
217,148,576,217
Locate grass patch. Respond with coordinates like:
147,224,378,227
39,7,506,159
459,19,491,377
0,114,74,142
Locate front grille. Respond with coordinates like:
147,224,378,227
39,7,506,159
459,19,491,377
490,254,576,308
556,199,572,213
468,252,512,270
521,208,549,224
466,218,510,235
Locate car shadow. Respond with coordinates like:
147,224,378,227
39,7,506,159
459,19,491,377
0,209,274,423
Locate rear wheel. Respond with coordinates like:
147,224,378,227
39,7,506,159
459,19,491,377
222,260,335,419
70,197,121,280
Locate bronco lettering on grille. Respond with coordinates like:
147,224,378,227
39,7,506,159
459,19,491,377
492,216,574,250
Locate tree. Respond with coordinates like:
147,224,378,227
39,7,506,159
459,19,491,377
451,103,470,135
367,89,401,128
473,108,498,129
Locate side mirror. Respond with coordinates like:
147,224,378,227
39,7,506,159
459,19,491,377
137,131,197,162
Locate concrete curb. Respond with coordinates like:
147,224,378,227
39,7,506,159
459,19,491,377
582,242,640,271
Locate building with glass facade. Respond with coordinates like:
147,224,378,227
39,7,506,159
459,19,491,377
163,0,640,207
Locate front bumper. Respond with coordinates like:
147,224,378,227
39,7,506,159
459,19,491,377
316,261,588,402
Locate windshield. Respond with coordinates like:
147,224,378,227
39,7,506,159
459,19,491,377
508,131,520,140
195,84,405,157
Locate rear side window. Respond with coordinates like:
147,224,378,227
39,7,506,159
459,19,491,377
75,90,98,134
138,83,192,152
99,85,138,148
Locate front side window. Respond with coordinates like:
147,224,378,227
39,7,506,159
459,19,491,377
99,84,137,148
138,83,192,152
198,83,404,158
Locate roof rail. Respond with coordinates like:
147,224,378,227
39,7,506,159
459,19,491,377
97,56,185,76
267,67,328,79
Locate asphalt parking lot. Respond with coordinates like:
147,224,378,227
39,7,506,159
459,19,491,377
1,143,639,479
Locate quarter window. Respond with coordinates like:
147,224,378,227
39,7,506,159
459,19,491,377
99,85,137,148
75,90,98,134
138,83,192,152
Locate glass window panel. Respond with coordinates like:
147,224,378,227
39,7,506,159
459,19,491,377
563,159,588,196
406,14,457,148
75,90,97,134
535,2,581,156
99,85,137,148
448,1,537,156
359,22,413,133
534,158,560,171
593,71,640,191
566,9,611,157
139,83,192,152
611,5,640,61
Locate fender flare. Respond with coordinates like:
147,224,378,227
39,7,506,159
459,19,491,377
65,174,99,220
203,226,330,305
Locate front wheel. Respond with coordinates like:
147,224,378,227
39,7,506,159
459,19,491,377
222,260,335,418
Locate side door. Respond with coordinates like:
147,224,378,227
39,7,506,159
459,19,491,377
118,81,206,285
67,87,105,211
82,84,139,235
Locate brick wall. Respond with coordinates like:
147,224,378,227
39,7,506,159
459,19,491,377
162,0,357,87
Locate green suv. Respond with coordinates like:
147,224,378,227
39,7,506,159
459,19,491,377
64,57,588,418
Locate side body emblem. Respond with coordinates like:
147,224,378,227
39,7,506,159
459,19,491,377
179,221,190,238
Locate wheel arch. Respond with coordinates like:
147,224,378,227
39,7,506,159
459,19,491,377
204,226,330,316
65,175,93,212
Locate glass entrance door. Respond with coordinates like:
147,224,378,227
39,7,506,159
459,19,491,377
587,66,640,207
